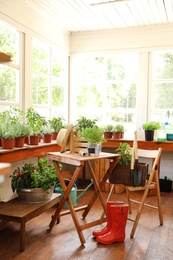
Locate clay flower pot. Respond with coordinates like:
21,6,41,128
1,138,15,149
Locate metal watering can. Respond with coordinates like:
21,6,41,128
55,179,93,209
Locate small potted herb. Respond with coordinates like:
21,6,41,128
142,121,161,141
26,107,45,145
48,117,65,140
112,124,125,139
42,124,53,143
81,126,105,156
103,124,113,139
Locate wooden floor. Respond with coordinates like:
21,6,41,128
0,187,173,260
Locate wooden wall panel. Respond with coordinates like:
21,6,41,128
71,24,173,53
0,0,70,53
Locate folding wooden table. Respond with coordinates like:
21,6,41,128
47,151,119,244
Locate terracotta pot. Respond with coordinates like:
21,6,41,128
120,132,124,138
52,132,58,140
1,138,15,149
25,136,30,144
29,135,40,145
112,132,121,139
43,134,52,143
104,131,112,139
15,137,25,148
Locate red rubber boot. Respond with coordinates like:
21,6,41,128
96,204,129,244
92,201,124,237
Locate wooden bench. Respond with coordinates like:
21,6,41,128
0,193,61,252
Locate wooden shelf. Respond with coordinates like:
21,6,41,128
0,52,11,62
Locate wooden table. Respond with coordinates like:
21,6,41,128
0,193,61,252
47,151,119,245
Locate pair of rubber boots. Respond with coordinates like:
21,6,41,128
93,201,129,244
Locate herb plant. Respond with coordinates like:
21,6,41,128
116,142,131,166
10,158,58,193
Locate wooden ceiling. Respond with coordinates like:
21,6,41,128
26,0,173,33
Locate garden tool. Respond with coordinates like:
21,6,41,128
96,204,129,244
133,131,142,186
130,142,135,179
92,200,125,237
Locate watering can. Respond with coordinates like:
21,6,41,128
55,179,93,209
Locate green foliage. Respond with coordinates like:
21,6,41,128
48,117,65,132
113,124,125,132
104,124,113,132
81,126,104,144
26,107,46,135
1,122,17,138
0,107,23,124
142,121,161,130
10,158,59,193
42,125,53,134
116,142,131,166
75,116,97,132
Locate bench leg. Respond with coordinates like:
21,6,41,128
20,220,25,252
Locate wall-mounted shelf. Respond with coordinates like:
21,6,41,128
0,52,11,62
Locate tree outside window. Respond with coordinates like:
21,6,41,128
151,51,173,127
0,22,19,106
71,53,138,136
32,39,68,120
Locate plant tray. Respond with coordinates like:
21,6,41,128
109,163,148,187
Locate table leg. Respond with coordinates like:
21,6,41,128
49,164,84,229
20,220,25,252
82,158,119,219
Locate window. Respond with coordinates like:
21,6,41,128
71,53,138,136
151,50,173,128
0,21,20,110
32,38,68,121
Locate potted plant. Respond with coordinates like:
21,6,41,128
103,124,113,139
142,121,161,141
0,107,24,147
26,107,46,145
14,123,31,147
109,142,133,185
112,124,125,139
109,142,148,187
48,117,65,140
74,116,97,134
10,157,58,203
81,126,105,156
1,121,17,149
42,124,53,143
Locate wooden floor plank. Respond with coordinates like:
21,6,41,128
0,188,173,259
